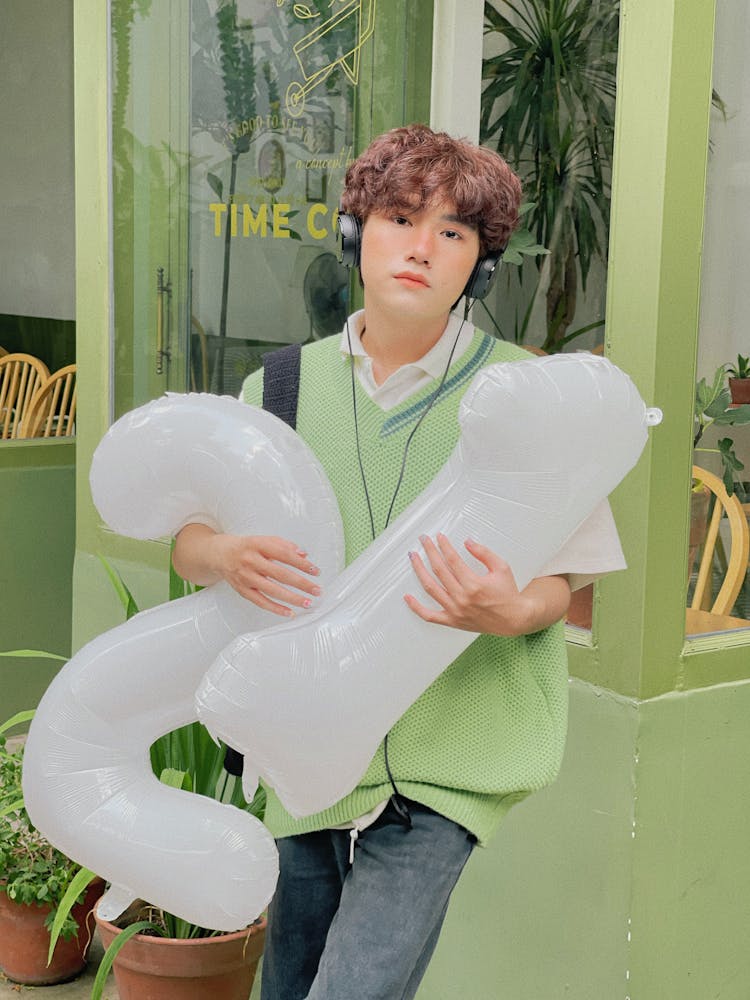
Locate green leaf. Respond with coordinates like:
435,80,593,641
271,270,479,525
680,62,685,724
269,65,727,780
0,710,35,735
0,798,25,819
206,171,224,201
46,868,96,963
159,767,193,792
97,555,140,619
91,920,166,1000
0,650,67,661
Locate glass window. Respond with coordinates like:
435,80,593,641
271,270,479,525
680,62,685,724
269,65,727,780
689,1,750,637
111,0,382,414
480,0,620,632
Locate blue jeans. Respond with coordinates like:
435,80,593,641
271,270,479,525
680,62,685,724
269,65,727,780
260,799,475,1000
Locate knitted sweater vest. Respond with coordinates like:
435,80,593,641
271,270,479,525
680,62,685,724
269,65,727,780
241,328,569,846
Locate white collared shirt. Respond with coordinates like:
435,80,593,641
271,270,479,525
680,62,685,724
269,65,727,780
339,309,475,411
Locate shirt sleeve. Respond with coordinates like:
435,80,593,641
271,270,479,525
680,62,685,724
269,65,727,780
538,499,626,592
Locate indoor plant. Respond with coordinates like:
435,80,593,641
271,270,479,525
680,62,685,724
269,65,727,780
481,0,619,352
726,354,750,406
89,557,267,1000
2,557,268,997
690,365,750,583
694,363,750,495
0,710,104,986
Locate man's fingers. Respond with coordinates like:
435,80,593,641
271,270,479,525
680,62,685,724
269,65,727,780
255,536,321,577
403,592,450,625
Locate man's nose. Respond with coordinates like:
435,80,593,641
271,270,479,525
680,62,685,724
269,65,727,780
407,227,434,264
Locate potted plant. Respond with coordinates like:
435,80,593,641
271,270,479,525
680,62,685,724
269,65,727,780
92,732,266,1000
568,366,750,630
88,558,267,1000
688,365,750,577
694,364,750,495
2,558,268,998
0,710,104,986
92,722,267,1000
726,354,750,406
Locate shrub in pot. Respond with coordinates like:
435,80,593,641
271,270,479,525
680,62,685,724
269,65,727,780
0,710,104,985
694,364,750,494
91,715,267,1000
86,559,268,1000
726,354,750,406
3,560,268,997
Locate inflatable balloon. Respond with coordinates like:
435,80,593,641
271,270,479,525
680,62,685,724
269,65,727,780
22,394,345,931
195,354,662,817
22,355,661,932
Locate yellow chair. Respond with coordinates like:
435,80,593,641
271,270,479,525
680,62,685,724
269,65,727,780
18,363,77,439
0,353,50,440
690,465,750,616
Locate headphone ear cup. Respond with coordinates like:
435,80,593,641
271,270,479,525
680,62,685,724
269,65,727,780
463,250,503,301
337,213,362,269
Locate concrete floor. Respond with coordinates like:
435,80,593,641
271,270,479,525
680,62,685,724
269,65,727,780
0,935,118,1000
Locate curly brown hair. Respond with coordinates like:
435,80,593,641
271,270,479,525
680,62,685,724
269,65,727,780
341,124,522,252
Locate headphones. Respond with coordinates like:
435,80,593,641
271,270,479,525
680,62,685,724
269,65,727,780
337,212,503,302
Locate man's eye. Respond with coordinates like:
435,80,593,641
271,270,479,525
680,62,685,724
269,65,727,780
393,216,410,226
444,230,461,240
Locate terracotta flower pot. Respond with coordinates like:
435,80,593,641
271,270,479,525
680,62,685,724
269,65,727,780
95,907,266,1000
0,877,105,985
728,377,750,406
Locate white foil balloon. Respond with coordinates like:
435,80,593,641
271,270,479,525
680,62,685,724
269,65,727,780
22,393,345,931
23,356,660,933
195,354,662,817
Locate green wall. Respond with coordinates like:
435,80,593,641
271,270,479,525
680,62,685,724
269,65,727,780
0,314,76,372
422,676,750,999
0,440,75,717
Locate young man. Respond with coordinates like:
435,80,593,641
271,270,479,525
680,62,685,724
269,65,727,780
173,124,624,999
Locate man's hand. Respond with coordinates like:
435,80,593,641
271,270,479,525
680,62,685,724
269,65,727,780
173,524,321,617
404,533,570,637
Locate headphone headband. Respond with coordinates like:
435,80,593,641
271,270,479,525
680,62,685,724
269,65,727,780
336,212,502,301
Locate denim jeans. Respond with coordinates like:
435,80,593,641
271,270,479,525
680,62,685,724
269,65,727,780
260,798,475,1000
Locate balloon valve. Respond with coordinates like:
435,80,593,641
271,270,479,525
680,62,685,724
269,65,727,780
97,883,137,923
645,407,663,426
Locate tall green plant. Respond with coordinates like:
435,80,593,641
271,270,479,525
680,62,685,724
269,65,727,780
482,0,619,352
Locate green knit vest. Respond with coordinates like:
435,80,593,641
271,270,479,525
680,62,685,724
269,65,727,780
241,329,568,846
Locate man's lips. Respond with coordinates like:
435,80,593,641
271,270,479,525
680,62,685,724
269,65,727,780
394,271,430,287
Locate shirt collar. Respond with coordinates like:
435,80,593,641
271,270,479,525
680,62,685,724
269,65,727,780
338,310,475,376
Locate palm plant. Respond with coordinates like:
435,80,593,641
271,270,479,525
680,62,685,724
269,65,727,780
481,0,619,352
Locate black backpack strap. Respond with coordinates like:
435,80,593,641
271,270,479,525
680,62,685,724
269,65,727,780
261,342,302,429
223,342,302,780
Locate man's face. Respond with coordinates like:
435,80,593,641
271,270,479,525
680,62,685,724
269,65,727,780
359,201,481,323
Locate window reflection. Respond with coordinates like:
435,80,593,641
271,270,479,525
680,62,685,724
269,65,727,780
480,1,620,634
690,3,750,636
